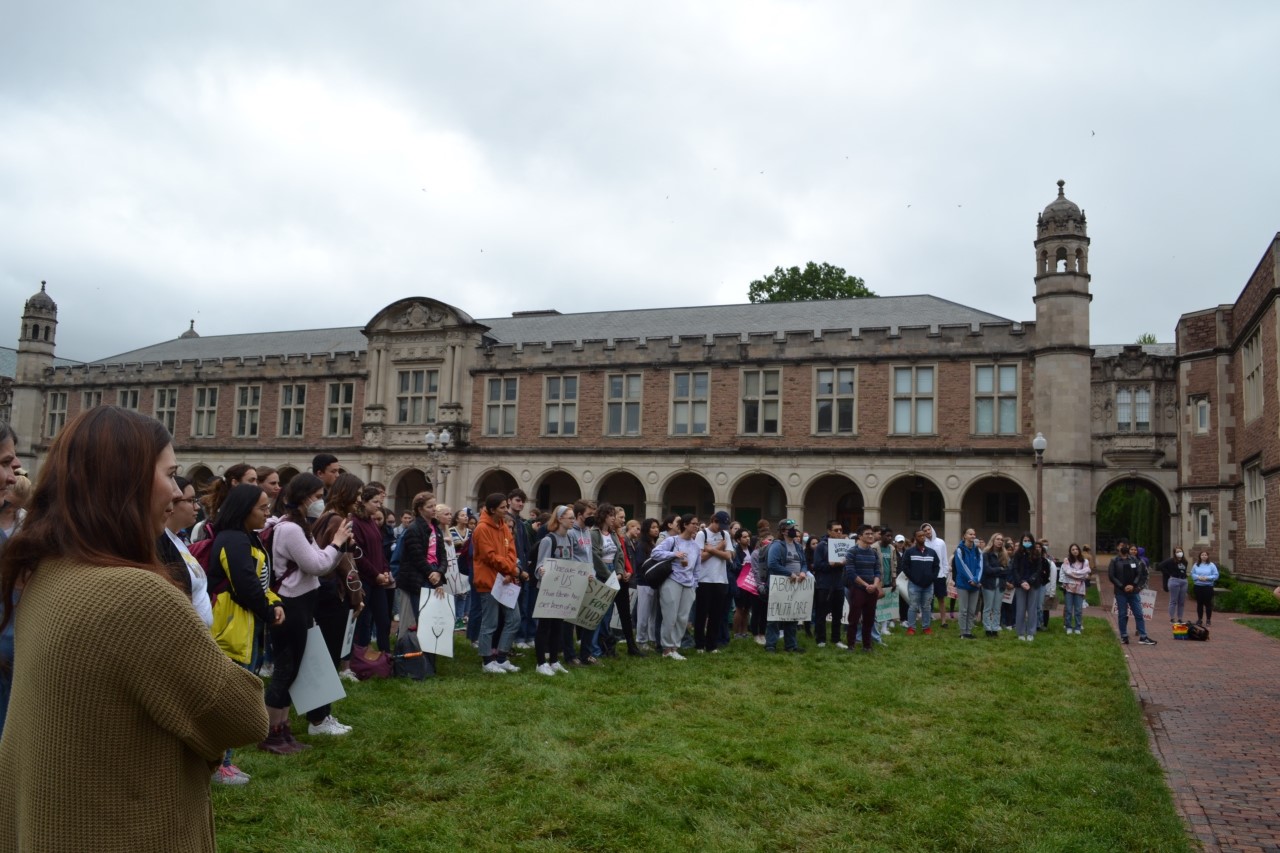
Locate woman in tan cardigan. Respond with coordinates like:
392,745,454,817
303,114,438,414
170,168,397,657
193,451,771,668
0,406,268,853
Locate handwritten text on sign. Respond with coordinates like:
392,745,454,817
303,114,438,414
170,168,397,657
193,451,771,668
569,572,621,629
1111,588,1158,622
532,559,593,620
767,574,815,622
827,539,852,564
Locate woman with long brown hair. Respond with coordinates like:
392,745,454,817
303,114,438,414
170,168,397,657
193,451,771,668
315,472,365,690
191,462,257,542
0,406,266,851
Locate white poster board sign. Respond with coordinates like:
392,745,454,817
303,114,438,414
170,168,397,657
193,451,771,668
417,588,455,658
1111,588,1157,622
532,558,593,620
569,572,621,629
340,610,357,658
492,573,522,609
767,574,815,622
292,625,347,715
827,539,852,564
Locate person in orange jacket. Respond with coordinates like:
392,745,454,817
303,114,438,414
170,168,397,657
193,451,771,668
472,492,522,674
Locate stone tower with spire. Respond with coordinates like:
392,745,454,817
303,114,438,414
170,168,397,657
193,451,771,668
10,282,59,458
1032,180,1094,545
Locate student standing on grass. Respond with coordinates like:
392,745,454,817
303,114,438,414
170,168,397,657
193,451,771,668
1008,533,1049,641
901,530,939,635
651,514,701,661
1108,539,1157,646
811,520,846,648
764,519,808,653
1059,543,1090,635
473,493,521,674
633,518,661,649
980,533,1009,637
843,524,882,652
750,532,774,644
731,527,755,638
693,510,733,653
1159,548,1189,623
533,505,580,675
1191,551,1219,627
952,528,984,640
921,522,952,628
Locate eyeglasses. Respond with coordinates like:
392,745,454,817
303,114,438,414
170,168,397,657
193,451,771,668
174,498,198,505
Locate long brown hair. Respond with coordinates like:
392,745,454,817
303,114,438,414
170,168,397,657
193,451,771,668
200,462,254,517
1,407,176,631
324,472,364,517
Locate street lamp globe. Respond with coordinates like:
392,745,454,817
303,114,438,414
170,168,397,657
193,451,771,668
1032,432,1047,455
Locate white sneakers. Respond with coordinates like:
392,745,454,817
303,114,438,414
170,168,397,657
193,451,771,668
338,669,359,683
664,650,687,661
550,661,569,674
835,641,848,649
498,660,520,673
482,661,507,674
308,715,352,736
536,663,555,676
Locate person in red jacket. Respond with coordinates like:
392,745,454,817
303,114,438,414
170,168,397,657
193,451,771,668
472,492,521,674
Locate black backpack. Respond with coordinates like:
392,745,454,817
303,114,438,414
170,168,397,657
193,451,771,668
642,552,679,588
393,631,433,680
1185,623,1210,641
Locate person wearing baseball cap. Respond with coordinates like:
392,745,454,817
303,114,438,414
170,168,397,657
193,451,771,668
692,511,733,653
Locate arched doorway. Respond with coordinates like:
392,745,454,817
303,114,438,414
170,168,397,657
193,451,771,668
663,472,714,519
880,474,945,540
960,476,1031,542
475,469,519,504
392,468,430,514
596,470,647,522
535,470,581,510
1096,477,1171,562
804,474,864,534
731,472,787,534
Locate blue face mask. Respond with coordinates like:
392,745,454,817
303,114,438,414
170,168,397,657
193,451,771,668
1022,541,1033,549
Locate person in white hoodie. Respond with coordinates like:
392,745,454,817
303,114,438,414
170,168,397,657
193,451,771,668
921,523,951,627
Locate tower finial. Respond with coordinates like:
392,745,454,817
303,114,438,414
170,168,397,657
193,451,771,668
1057,179,1065,198
40,280,46,292
189,319,195,331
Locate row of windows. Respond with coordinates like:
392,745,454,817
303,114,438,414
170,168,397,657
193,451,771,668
482,365,1025,438
47,383,357,440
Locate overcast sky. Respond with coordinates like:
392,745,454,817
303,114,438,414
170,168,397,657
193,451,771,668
2,2,1277,362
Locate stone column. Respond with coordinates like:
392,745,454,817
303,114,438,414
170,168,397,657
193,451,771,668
943,507,962,546
862,505,881,526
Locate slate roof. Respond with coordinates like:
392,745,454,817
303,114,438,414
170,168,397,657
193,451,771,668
0,347,82,378
84,295,1014,365
1092,343,1176,358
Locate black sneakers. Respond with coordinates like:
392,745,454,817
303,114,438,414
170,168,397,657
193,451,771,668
1121,636,1130,645
1138,636,1158,646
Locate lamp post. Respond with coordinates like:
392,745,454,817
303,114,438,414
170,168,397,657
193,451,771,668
423,428,453,503
1032,432,1047,540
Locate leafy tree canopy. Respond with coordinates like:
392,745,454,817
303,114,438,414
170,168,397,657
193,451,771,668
1136,333,1158,344
748,262,875,303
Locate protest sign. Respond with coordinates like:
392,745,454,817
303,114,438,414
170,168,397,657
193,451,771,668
492,573,521,609
827,538,852,564
1111,588,1157,621
569,572,620,629
532,559,593,620
340,610,357,658
292,625,346,715
417,588,455,658
875,588,897,624
767,574,815,622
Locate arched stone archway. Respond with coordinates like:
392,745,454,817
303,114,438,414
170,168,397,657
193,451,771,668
1096,476,1172,562
595,470,647,521
731,472,787,534
475,468,519,504
880,474,946,540
803,474,864,534
535,470,581,510
391,468,430,514
960,475,1031,543
662,472,714,519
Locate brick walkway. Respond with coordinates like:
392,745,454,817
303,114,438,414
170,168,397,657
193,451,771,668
1101,594,1280,852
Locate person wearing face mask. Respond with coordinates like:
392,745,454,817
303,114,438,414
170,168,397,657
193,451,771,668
1008,533,1049,641
1158,548,1189,623
763,519,808,653
1108,539,1157,646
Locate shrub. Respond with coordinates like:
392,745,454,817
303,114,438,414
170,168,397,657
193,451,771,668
1217,581,1280,614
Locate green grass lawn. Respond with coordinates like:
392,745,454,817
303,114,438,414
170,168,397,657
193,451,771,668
1236,616,1280,640
214,617,1191,853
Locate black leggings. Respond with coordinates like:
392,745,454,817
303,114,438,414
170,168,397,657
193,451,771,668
750,592,768,635
694,583,730,651
265,589,318,712
1194,585,1214,622
536,617,565,664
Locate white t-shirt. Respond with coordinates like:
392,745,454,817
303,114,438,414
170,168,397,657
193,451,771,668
926,535,949,578
695,528,730,584
166,528,213,627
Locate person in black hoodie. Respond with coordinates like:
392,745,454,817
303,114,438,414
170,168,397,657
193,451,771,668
1008,532,1049,641
397,490,448,674
1109,539,1157,646
811,520,847,647
1158,548,1189,623
901,529,940,635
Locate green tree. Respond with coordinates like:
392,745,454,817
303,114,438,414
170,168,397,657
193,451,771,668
748,262,875,303
1136,333,1157,344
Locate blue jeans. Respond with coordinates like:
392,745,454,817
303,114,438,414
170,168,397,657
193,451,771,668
518,582,539,643
466,589,484,642
1116,590,1147,639
1064,591,1085,631
478,592,518,659
765,620,798,650
1014,586,1042,637
907,582,932,629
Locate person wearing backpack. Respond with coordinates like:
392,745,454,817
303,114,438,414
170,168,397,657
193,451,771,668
259,473,353,753
533,505,584,675
693,511,733,653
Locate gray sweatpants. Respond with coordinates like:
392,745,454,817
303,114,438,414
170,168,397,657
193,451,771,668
956,587,982,635
659,579,696,650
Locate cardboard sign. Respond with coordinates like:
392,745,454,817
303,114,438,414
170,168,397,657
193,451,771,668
767,574,815,622
417,588,455,658
291,625,346,715
569,572,620,629
532,558,593,620
827,539,852,564
1111,588,1157,622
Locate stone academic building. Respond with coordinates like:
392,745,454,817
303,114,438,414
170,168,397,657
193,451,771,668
6,183,1280,583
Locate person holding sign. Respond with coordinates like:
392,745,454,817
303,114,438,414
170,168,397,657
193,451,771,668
534,505,583,675
473,493,522,674
812,520,846,648
764,519,809,653
843,525,882,652
650,514,702,661
0,406,267,851
1109,539,1157,646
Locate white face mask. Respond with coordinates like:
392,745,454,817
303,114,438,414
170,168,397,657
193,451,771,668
1175,551,1184,559
307,499,324,518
